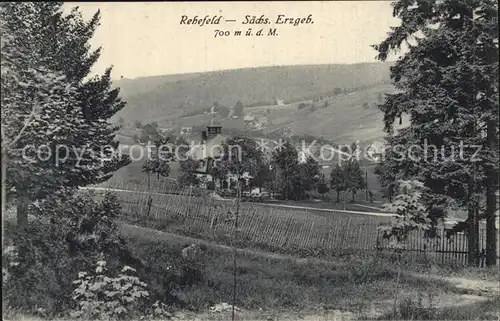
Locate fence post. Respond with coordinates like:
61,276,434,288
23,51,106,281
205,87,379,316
440,227,445,268
365,170,369,201
376,228,380,252
497,225,499,267
340,217,352,255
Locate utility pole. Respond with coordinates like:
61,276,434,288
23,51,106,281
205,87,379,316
365,170,369,201
232,173,241,321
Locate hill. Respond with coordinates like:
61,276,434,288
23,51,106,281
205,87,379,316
165,83,403,145
113,62,393,125
259,84,404,145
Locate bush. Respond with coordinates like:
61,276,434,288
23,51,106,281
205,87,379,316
2,191,143,317
2,218,76,316
70,258,150,320
206,181,216,191
124,236,208,309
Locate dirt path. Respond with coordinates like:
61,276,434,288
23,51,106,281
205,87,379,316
120,222,340,266
122,222,500,304
413,274,500,297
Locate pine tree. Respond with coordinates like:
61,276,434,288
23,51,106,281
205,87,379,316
178,158,201,188
233,101,244,117
220,136,263,178
298,156,321,197
1,3,130,227
272,141,299,200
330,163,346,203
374,136,403,203
251,161,273,194
1,11,80,225
343,158,366,203
374,0,498,266
316,174,330,198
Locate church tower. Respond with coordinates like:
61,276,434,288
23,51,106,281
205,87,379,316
206,117,222,140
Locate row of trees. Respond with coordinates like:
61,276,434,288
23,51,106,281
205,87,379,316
177,137,323,200
176,136,368,202
330,158,366,203
179,100,246,119
374,0,498,266
270,141,322,200
132,121,162,143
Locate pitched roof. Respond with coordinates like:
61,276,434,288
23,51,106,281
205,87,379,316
208,117,222,127
186,134,227,160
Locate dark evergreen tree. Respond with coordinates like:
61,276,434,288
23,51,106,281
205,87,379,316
298,156,321,197
178,158,201,187
330,163,346,203
316,174,330,197
1,2,130,227
272,141,300,200
374,0,498,266
251,161,273,194
343,158,366,202
233,100,244,117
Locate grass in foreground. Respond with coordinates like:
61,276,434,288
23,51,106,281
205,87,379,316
372,297,500,320
4,221,497,321
121,222,471,316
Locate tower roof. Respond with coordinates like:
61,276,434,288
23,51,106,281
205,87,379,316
208,117,222,127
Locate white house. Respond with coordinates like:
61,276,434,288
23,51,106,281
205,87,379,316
243,115,255,122
180,127,192,135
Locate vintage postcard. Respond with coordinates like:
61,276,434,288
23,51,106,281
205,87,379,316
1,1,499,320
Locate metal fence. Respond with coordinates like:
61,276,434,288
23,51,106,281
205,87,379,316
375,227,489,267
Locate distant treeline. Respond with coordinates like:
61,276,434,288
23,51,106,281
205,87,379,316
179,80,391,118
284,80,391,105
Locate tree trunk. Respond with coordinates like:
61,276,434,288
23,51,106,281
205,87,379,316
17,196,29,229
485,190,497,266
467,206,475,266
285,178,289,200
352,191,355,203
232,175,241,321
336,190,340,203
1,147,7,240
467,184,480,267
485,119,498,266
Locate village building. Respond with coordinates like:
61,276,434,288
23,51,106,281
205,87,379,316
180,126,192,135
186,118,252,190
158,127,173,135
243,115,255,122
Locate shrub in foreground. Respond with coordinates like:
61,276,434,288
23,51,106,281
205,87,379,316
2,191,145,318
70,257,164,320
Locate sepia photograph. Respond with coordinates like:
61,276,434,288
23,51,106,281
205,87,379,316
1,1,499,320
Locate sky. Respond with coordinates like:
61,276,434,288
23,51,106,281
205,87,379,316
68,1,401,80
